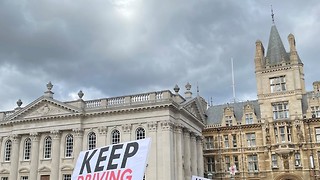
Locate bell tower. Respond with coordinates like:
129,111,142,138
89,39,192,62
254,15,306,123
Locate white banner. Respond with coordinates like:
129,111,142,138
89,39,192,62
191,175,210,180
72,138,151,180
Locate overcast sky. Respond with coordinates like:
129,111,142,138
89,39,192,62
0,0,319,111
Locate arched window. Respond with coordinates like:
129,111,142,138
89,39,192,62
88,132,96,150
4,140,12,161
111,130,120,144
44,136,52,159
65,134,73,157
136,127,145,140
24,138,31,160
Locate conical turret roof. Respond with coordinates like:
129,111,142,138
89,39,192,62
265,25,289,65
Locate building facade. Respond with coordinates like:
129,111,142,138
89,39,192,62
203,23,320,180
0,83,206,180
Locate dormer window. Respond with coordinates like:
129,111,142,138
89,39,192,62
270,76,286,93
225,116,233,126
245,113,254,124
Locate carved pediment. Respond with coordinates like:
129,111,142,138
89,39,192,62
185,102,201,119
38,166,51,172
19,167,30,173
0,169,10,174
24,103,71,118
7,96,81,121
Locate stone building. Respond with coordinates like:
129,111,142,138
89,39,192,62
203,22,320,179
0,82,206,180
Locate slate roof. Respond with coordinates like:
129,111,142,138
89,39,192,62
265,25,290,65
206,100,261,125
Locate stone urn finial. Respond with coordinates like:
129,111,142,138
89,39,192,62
174,84,180,94
47,81,53,91
78,90,84,99
17,99,22,107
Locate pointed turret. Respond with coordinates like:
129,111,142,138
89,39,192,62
265,25,290,65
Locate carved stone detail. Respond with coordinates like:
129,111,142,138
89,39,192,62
122,124,132,133
73,128,84,137
50,130,61,139
98,126,108,135
148,122,158,132
30,132,39,141
174,124,183,133
161,121,174,131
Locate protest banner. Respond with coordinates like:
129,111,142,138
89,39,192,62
72,138,151,180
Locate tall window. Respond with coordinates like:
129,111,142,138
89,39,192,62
1,178,8,180
234,155,239,169
248,155,258,172
225,156,230,171
316,128,320,143
279,127,286,142
271,154,278,168
44,136,52,159
245,113,254,124
65,134,73,158
4,140,12,161
63,174,71,180
205,136,214,149
287,127,292,142
88,132,96,150
274,128,279,143
295,153,301,167
111,130,120,144
246,133,256,147
232,134,237,147
225,116,233,126
207,156,215,172
311,106,320,117
317,151,320,168
136,127,145,140
224,135,229,148
24,138,31,160
272,102,289,120
21,176,28,180
270,76,286,92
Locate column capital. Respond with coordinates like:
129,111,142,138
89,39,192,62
174,124,184,133
30,132,40,141
183,128,191,137
161,121,174,131
98,126,108,135
73,128,84,137
122,124,132,134
147,122,158,132
50,130,61,139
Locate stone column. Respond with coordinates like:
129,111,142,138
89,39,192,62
73,128,84,160
197,136,204,176
147,122,158,180
50,130,61,180
30,132,40,180
183,129,191,180
161,121,174,180
98,126,107,147
175,124,184,180
190,133,197,176
122,124,132,142
9,134,20,180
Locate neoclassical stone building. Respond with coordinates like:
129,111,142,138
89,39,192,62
203,22,320,179
0,82,207,180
